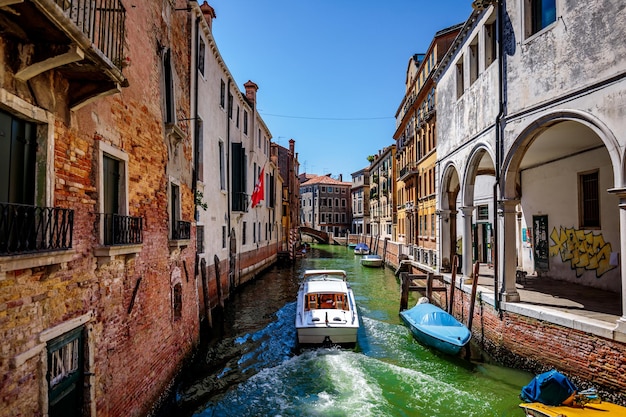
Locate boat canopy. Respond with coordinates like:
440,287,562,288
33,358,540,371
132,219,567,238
520,370,577,406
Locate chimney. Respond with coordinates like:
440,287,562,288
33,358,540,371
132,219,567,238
244,80,259,106
289,138,295,155
200,2,216,30
339,174,342,182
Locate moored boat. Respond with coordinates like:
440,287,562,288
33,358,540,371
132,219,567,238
354,243,369,255
519,370,626,416
295,269,360,347
519,401,626,417
399,298,471,355
360,254,383,268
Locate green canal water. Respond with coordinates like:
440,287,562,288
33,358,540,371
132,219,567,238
156,244,533,417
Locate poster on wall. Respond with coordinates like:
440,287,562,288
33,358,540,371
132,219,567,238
533,215,549,272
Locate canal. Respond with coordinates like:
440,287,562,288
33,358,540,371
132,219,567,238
153,244,533,417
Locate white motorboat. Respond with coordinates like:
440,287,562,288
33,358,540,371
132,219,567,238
295,269,360,347
360,254,383,268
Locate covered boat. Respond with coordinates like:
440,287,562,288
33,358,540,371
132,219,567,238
360,254,383,268
295,269,360,347
400,299,471,355
354,243,369,255
519,370,626,416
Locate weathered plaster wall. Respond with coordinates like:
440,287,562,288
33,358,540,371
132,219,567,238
520,147,620,290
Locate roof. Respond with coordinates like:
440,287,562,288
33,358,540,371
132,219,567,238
300,175,351,187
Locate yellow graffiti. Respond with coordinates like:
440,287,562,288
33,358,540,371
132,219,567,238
549,227,616,278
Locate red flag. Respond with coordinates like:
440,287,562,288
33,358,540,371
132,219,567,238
251,166,265,208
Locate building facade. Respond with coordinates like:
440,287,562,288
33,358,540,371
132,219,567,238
274,139,301,256
368,146,396,240
350,167,370,235
0,1,198,416
394,25,461,270
192,3,283,321
434,0,626,394
299,174,352,237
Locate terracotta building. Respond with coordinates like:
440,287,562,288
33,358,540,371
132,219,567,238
299,174,351,237
1,1,193,416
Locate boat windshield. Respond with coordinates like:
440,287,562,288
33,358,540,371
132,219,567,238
305,293,349,311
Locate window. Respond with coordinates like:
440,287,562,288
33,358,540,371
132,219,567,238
456,57,464,98
579,171,600,228
431,214,435,238
98,142,140,246
163,48,175,124
484,20,497,68
47,327,84,417
526,0,556,38
242,221,247,244
197,36,205,76
228,92,233,119
243,110,248,135
231,142,247,212
219,140,225,190
170,182,181,239
477,205,489,221
253,219,256,243
0,110,37,206
220,79,225,108
197,225,205,253
236,106,240,128
222,225,226,249
173,283,182,319
469,37,479,85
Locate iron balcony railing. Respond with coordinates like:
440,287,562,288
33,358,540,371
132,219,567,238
101,213,143,246
0,203,74,255
53,0,126,69
232,192,249,212
172,220,191,240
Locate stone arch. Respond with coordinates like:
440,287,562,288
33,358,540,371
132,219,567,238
438,161,462,272
502,110,623,200
462,143,497,207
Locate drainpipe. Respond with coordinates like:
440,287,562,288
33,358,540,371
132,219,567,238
227,78,232,298
192,16,200,216
493,0,506,314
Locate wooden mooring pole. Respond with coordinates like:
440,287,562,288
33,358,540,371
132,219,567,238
448,255,458,314
467,261,480,331
400,272,410,311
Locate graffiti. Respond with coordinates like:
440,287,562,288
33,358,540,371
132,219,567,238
549,226,616,278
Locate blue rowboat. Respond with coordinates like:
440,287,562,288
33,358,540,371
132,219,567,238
400,300,471,355
354,243,369,255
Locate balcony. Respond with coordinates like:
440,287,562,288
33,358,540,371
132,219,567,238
94,213,142,264
172,220,191,240
169,220,191,251
0,202,75,277
0,202,73,255
232,192,249,212
399,163,419,181
101,213,142,245
3,0,128,110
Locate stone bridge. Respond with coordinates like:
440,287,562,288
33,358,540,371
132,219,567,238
299,226,329,243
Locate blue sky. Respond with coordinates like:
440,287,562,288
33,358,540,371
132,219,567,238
210,1,474,181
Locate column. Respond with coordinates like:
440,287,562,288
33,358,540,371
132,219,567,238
610,189,626,332
461,206,474,277
500,199,520,302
